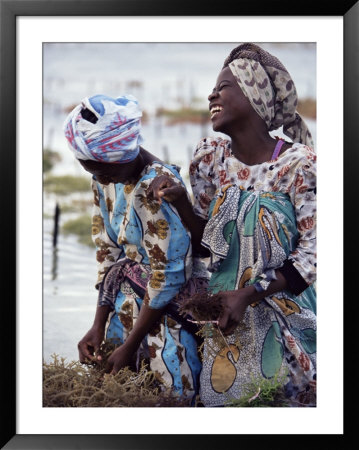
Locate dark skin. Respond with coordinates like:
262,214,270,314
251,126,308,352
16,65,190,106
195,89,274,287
148,67,291,335
79,146,160,185
77,147,167,374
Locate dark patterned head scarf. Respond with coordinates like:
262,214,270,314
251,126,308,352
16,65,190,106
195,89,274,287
223,43,314,148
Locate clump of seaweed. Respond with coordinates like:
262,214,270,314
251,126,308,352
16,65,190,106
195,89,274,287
177,289,245,359
224,369,290,408
178,289,224,323
43,344,193,407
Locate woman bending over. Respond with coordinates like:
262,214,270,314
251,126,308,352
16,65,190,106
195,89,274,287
63,94,207,403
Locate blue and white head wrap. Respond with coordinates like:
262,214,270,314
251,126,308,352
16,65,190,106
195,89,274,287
63,94,143,164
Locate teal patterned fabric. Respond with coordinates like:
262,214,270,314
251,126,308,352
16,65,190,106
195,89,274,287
199,185,317,407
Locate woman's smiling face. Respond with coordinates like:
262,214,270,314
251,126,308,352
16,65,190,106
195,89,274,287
208,66,254,135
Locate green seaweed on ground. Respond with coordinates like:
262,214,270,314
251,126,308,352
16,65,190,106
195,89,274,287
224,369,290,407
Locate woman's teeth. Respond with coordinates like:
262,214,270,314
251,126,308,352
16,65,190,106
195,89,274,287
210,106,223,119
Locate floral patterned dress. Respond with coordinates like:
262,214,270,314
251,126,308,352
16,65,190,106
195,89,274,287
190,137,317,407
91,161,203,400
190,137,316,289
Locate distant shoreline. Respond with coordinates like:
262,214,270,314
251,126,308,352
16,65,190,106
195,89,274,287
154,97,316,126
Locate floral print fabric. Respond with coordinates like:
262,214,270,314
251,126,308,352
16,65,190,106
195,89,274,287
105,278,201,400
91,162,202,399
189,137,316,286
91,162,193,308
198,185,316,407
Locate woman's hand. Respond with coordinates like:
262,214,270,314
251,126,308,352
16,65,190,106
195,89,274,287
105,344,134,375
78,325,105,364
103,303,163,375
78,304,111,364
147,175,186,205
217,272,289,335
217,288,258,335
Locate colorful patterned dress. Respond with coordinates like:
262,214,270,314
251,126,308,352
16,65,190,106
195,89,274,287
190,137,317,407
91,161,204,400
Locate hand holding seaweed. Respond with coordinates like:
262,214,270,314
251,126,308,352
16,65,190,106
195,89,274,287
177,290,224,323
105,343,134,375
177,288,248,359
78,325,105,364
216,288,256,335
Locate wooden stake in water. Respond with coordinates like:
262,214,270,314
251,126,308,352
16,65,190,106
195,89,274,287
52,203,60,248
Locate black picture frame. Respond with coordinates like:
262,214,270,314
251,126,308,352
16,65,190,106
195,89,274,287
1,1,357,448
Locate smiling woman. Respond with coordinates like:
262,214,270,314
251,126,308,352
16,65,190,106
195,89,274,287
209,69,255,133
149,42,317,408
62,93,209,405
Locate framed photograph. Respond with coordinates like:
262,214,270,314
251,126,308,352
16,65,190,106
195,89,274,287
1,0,356,448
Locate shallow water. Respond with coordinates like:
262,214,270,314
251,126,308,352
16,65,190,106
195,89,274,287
43,217,98,363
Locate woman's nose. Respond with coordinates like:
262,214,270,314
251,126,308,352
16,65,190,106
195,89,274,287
208,89,218,101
